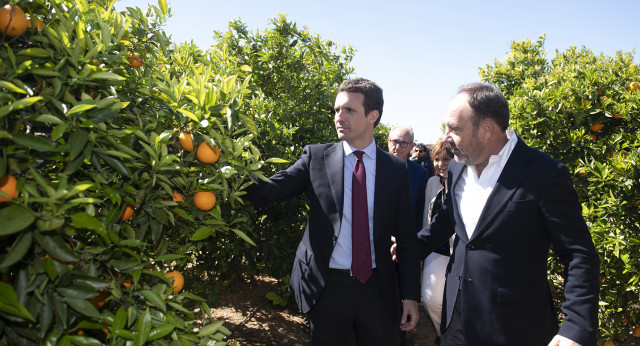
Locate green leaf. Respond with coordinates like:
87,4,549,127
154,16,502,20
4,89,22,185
197,320,225,337
71,212,105,232
140,290,166,312
231,228,256,246
0,205,36,236
69,129,89,161
64,298,101,318
0,80,26,94
0,282,36,321
11,133,55,152
177,108,199,122
189,227,214,241
96,151,131,178
89,72,126,81
153,254,184,262
135,307,152,345
33,232,77,263
112,306,127,333
10,96,43,111
66,335,103,346
17,48,53,57
265,157,289,163
67,104,97,116
27,114,64,124
147,323,174,341
0,231,32,270
158,0,168,15
31,69,61,77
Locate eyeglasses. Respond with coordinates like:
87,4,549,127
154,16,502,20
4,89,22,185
388,139,410,148
416,150,425,153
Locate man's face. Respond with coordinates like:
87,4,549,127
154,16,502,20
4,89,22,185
443,93,485,166
387,128,414,160
334,91,377,148
415,147,427,158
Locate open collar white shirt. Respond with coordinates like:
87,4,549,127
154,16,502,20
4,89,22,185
329,140,377,270
456,131,518,239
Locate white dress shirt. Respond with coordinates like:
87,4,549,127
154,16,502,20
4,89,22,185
456,131,518,239
329,140,377,269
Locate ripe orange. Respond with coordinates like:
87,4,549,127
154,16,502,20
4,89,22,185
633,325,640,337
0,174,17,203
590,122,603,132
194,191,216,211
588,134,597,141
613,113,622,119
127,52,143,68
26,16,44,31
121,204,135,221
173,191,184,203
603,342,615,346
630,82,640,91
179,132,194,152
196,142,220,164
0,4,28,37
166,271,184,294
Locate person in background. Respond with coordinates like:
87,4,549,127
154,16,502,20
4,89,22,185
420,140,454,346
415,82,599,346
387,126,428,231
412,143,434,177
245,78,420,345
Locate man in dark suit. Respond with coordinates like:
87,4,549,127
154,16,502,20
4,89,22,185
414,83,599,346
387,126,429,232
245,78,421,345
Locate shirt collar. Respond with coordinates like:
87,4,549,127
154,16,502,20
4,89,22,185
343,139,377,159
491,130,518,169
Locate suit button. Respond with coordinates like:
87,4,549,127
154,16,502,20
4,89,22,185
466,244,474,250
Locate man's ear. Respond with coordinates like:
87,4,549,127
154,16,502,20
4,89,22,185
480,119,494,139
366,110,379,125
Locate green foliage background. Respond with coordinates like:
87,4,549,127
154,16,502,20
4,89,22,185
480,35,640,342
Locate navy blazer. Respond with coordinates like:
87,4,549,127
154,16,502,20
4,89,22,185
406,159,428,232
418,138,599,346
245,143,421,322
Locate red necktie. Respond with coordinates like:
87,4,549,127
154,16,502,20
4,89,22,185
352,150,372,284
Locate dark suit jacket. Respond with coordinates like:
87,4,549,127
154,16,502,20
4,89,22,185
245,143,421,322
418,138,599,346
407,159,428,232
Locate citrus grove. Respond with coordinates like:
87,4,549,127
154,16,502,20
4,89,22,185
480,35,640,343
3,1,638,346
0,0,356,344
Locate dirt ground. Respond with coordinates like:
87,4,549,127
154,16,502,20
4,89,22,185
208,275,438,345
207,274,640,346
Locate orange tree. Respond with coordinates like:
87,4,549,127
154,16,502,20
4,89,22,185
480,35,640,342
196,15,356,305
0,0,265,344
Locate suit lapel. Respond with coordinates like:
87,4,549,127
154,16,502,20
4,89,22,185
448,159,469,242
325,143,345,232
373,148,389,240
470,139,533,240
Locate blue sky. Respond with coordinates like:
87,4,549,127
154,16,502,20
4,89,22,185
115,0,639,144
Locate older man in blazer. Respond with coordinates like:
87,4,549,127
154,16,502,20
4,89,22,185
416,83,599,346
245,78,420,345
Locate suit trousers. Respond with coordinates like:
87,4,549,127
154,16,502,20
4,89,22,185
441,290,467,346
307,269,400,346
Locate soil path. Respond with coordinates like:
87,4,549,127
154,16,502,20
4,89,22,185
208,275,438,345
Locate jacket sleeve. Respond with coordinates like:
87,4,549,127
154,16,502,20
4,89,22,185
541,163,599,346
244,145,312,204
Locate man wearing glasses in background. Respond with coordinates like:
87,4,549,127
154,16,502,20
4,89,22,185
387,126,429,232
